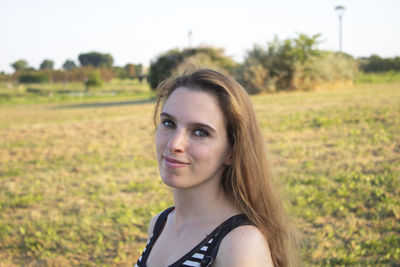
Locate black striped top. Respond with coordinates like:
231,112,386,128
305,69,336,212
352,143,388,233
135,207,253,267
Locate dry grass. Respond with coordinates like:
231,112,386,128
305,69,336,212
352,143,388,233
0,82,399,266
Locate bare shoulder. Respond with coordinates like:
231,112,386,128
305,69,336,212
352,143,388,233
214,225,274,267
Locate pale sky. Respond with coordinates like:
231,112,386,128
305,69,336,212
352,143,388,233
1,0,399,73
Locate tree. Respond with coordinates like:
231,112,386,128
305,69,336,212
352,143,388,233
358,55,400,72
292,33,322,63
11,60,28,72
78,52,113,68
62,60,77,70
84,72,103,91
148,46,236,90
148,49,183,89
125,64,136,78
40,59,54,70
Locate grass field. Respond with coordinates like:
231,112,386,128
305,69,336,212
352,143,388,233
0,80,399,266
0,79,154,106
355,71,400,84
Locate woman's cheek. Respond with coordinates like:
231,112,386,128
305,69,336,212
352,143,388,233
156,129,169,145
189,144,210,161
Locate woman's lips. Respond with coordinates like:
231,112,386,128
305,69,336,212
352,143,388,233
164,156,190,168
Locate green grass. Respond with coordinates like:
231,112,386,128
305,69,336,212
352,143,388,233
355,71,400,83
0,81,399,265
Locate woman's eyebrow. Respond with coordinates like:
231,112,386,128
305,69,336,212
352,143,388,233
160,112,216,133
190,122,216,133
160,112,174,119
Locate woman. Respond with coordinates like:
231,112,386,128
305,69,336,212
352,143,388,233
136,68,298,267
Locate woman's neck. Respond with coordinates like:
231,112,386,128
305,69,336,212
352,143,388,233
171,181,238,231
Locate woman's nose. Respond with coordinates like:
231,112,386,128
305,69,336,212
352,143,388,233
167,129,187,153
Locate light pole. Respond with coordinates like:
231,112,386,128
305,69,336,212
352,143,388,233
335,5,346,53
188,30,192,48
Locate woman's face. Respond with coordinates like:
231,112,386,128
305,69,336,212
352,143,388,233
155,87,232,190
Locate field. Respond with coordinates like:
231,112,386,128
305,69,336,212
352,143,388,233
0,79,399,266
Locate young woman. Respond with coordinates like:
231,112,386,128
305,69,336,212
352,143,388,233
135,68,298,267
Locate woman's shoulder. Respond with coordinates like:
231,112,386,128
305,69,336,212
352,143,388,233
146,207,174,238
215,225,274,267
147,212,160,238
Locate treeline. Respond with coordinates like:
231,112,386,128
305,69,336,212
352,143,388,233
2,34,399,94
4,52,144,83
358,55,400,72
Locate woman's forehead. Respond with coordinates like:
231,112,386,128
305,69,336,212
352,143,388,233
162,87,226,128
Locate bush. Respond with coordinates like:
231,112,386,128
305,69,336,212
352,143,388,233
84,72,103,91
114,64,144,80
292,52,357,91
40,67,114,83
148,46,236,90
0,73,12,82
235,60,273,94
19,73,50,84
237,34,357,94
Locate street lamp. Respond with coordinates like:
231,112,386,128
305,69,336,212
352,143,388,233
335,5,346,53
188,30,193,48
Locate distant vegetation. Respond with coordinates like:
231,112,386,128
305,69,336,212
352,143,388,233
358,55,400,73
147,34,360,93
236,34,357,94
78,52,114,68
19,73,50,84
84,71,103,91
1,33,399,95
148,46,237,90
4,52,144,87
39,59,54,70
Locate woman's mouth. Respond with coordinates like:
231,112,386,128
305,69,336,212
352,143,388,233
164,156,190,168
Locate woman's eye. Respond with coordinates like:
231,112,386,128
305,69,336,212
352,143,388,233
162,119,175,128
193,129,209,137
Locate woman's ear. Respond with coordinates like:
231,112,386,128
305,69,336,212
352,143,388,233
224,152,233,165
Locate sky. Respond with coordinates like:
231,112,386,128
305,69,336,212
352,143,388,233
1,0,399,73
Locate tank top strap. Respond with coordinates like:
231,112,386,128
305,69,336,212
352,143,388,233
199,214,253,267
152,206,175,240
135,206,175,267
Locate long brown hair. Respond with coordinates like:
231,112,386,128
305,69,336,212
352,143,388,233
154,68,299,267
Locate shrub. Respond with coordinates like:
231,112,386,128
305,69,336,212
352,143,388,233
45,67,114,83
84,72,103,91
237,34,357,94
148,46,236,90
19,73,50,84
292,52,357,91
235,60,273,94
